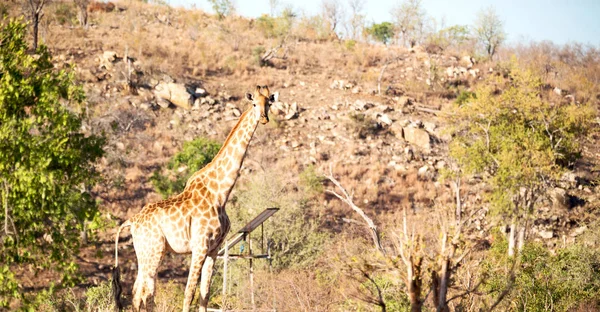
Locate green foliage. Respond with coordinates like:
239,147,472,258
299,165,324,196
151,138,221,198
255,8,295,40
428,24,470,50
365,22,395,45
0,19,105,307
251,46,266,67
208,0,234,19
483,230,600,311
84,281,116,311
447,60,594,216
454,90,476,106
344,39,357,51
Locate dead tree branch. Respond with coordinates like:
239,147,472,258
325,167,384,254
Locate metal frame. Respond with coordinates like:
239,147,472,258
208,208,279,312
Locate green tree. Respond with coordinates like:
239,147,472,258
447,60,594,257
151,138,221,198
428,24,470,51
207,0,235,20
473,6,506,59
365,22,395,45
0,19,105,306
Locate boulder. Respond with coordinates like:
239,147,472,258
403,127,431,150
154,82,193,109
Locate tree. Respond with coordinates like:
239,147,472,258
151,138,221,198
208,0,235,20
74,0,89,28
23,0,48,50
392,0,427,47
321,0,345,37
447,60,594,257
346,0,365,40
365,22,395,45
0,19,105,306
473,6,505,59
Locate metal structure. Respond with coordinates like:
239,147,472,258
208,208,279,312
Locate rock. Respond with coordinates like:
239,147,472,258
195,88,207,97
423,121,436,133
156,98,171,108
418,165,429,177
538,230,554,239
468,68,479,78
139,102,153,110
551,187,569,210
460,55,474,68
403,127,431,150
446,66,457,78
571,226,587,237
377,114,392,126
390,123,404,141
553,87,562,95
154,82,193,109
395,96,412,107
353,100,374,111
103,51,118,63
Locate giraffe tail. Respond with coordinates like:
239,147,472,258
112,220,131,311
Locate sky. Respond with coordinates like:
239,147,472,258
167,0,600,45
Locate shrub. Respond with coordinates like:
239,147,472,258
483,230,600,311
229,171,327,269
0,19,105,307
454,90,476,106
151,138,221,198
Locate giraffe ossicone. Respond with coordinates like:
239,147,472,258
112,85,278,312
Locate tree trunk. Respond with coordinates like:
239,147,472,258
517,222,525,253
32,15,39,51
507,218,516,258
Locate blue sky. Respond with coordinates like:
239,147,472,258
168,0,600,45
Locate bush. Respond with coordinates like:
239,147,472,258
483,230,600,311
151,138,221,198
0,19,105,307
229,171,327,269
454,90,476,106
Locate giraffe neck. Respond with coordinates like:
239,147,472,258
186,106,260,204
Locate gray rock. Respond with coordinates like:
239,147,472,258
403,127,431,150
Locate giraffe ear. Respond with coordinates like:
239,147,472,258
269,92,279,103
246,92,253,101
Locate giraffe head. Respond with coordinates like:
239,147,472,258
246,85,278,125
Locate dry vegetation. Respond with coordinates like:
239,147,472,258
2,0,600,311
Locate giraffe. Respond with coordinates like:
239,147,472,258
112,85,279,312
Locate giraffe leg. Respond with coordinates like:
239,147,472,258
132,230,166,312
183,249,208,312
197,254,216,312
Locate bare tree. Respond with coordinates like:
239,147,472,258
346,0,365,40
321,0,345,37
392,0,427,47
24,0,48,50
269,0,280,16
473,6,506,59
325,168,384,253
75,0,89,28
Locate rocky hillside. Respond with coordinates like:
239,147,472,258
6,0,600,309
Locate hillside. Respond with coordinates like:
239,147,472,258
2,0,600,311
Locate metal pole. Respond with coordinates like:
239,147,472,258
223,239,229,310
249,233,255,311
